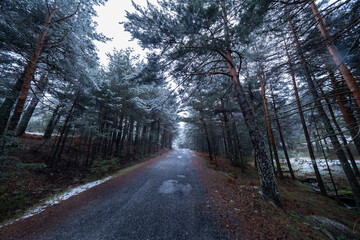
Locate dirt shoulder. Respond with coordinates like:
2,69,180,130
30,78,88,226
0,150,172,240
192,152,359,239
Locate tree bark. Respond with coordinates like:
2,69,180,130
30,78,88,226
199,94,213,161
314,118,340,200
7,7,56,133
325,61,360,156
43,104,63,139
271,88,295,179
309,0,360,110
126,118,134,160
261,81,284,179
284,38,327,195
50,95,78,168
115,102,125,157
15,75,48,136
319,86,360,177
225,50,282,206
289,17,360,207
140,124,147,158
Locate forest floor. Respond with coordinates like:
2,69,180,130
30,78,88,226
192,152,360,239
0,134,170,224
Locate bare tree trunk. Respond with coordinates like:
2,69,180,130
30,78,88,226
225,50,281,206
155,119,161,153
319,86,360,177
218,116,228,157
133,120,140,158
49,95,77,168
314,118,340,201
271,91,295,180
289,18,360,207
85,130,93,167
309,0,360,109
120,118,129,155
261,81,284,179
140,124,147,158
266,128,275,173
115,102,125,157
284,38,327,196
15,75,48,136
210,122,218,167
43,104,63,139
126,118,134,160
199,95,213,161
7,7,56,133
147,120,154,155
325,61,360,155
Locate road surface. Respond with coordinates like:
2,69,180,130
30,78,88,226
1,149,229,240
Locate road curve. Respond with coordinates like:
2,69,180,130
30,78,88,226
1,149,229,240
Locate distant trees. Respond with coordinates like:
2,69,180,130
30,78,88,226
124,0,360,210
0,1,177,174
125,0,282,206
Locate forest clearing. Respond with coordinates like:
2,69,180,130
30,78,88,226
1,0,360,239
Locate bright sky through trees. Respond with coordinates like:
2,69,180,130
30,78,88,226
94,0,152,66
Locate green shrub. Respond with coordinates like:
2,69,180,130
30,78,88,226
0,190,29,221
89,158,118,179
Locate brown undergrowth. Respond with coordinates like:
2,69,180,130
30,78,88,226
192,152,360,239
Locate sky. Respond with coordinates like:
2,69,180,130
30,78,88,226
93,0,151,66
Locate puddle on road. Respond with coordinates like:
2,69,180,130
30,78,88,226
177,175,185,178
177,156,182,159
158,180,192,194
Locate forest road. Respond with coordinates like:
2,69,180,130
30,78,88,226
0,149,229,240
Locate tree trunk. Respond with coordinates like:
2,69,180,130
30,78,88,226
133,120,140,158
126,118,134,160
289,18,360,206
85,130,93,167
155,119,161,153
140,124,147,158
43,107,62,139
199,95,213,161
15,75,48,136
271,91,296,180
325,61,360,155
284,38,327,196
314,118,340,200
309,0,360,110
225,50,281,206
49,95,77,168
147,120,154,155
319,86,360,177
7,7,56,133
120,118,129,155
219,116,228,156
261,81,284,179
266,128,275,173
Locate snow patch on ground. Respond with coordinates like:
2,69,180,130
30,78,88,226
0,176,112,229
24,131,44,136
281,157,360,176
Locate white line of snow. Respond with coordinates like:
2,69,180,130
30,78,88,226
0,176,112,229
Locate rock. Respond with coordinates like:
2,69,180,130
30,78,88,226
305,215,356,240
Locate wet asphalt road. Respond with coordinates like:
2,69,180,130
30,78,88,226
40,149,229,240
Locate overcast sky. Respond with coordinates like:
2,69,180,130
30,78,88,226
93,0,151,66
